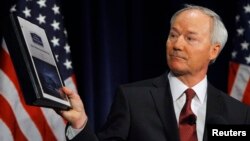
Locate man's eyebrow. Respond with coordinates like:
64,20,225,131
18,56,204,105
170,27,179,33
187,31,198,36
170,27,198,35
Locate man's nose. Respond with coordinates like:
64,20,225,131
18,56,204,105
173,35,185,50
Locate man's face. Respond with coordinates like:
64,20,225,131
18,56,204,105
166,9,220,76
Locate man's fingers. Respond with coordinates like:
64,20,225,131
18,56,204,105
62,87,75,98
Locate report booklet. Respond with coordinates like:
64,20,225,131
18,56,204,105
4,13,71,110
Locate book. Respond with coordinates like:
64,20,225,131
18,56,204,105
3,13,71,110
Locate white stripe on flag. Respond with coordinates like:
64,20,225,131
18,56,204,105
0,119,14,141
41,108,66,141
230,64,250,101
0,70,42,141
65,76,77,92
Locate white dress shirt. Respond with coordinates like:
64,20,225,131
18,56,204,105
168,71,207,141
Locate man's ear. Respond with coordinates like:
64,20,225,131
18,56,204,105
209,43,221,61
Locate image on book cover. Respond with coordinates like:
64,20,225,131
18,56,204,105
32,56,67,100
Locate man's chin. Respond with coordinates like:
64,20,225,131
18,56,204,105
170,68,187,76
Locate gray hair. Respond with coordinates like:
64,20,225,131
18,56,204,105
170,4,228,58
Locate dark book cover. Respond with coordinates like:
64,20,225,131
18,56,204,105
3,13,71,110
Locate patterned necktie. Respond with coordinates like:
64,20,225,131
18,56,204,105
179,88,198,141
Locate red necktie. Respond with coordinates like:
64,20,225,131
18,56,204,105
179,88,198,141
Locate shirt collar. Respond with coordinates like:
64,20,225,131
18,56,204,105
168,71,207,104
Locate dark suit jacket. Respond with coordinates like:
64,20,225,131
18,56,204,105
70,73,250,141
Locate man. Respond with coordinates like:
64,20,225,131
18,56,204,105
60,4,250,141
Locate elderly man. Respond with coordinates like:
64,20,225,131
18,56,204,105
61,4,250,141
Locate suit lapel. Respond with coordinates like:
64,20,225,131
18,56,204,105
150,74,179,141
203,83,226,141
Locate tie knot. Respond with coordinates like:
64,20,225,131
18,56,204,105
185,88,196,100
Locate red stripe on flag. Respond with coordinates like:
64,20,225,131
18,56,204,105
0,47,57,141
242,81,250,105
228,61,239,95
0,95,27,141
71,73,77,88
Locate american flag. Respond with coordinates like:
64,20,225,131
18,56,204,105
0,0,77,140
228,0,250,105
